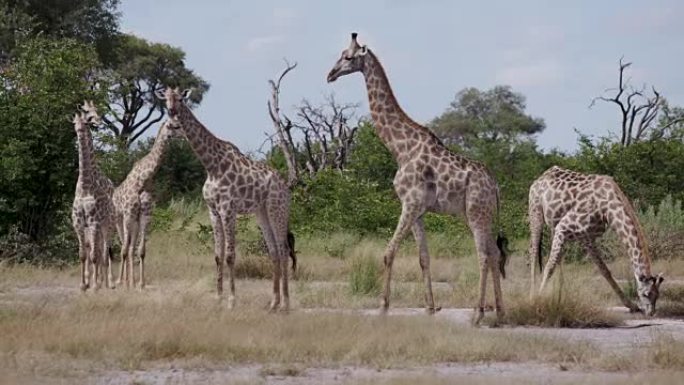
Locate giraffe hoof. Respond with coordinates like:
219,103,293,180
80,283,89,292
472,308,485,326
425,306,442,315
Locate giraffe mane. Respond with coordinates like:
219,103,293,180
367,49,447,148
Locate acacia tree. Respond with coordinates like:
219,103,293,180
103,34,209,148
590,58,684,147
430,85,545,147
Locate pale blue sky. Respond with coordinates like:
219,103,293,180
120,0,684,153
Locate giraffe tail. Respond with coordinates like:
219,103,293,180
536,226,544,272
495,189,509,279
287,229,297,273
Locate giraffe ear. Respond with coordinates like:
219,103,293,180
155,89,166,100
359,45,368,55
638,274,647,282
181,89,192,100
656,273,664,286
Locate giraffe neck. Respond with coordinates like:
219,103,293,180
361,50,443,162
126,125,175,191
606,190,652,279
75,125,97,189
176,103,225,175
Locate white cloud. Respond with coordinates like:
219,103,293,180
245,35,285,53
495,60,564,87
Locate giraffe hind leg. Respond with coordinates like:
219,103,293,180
412,217,439,314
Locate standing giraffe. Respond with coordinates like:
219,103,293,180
71,101,115,291
112,119,181,289
528,166,664,315
327,33,508,322
156,88,293,311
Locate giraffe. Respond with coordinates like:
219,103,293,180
111,119,181,289
528,166,664,315
71,101,116,291
327,33,508,323
155,88,294,311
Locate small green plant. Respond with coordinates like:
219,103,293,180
349,254,380,296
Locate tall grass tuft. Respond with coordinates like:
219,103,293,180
349,254,381,296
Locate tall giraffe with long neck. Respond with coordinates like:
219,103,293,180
72,101,115,291
111,119,181,289
327,33,508,322
528,166,664,315
156,88,294,311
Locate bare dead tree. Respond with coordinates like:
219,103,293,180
267,59,298,189
293,94,360,174
589,57,680,146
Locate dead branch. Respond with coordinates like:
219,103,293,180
267,59,299,189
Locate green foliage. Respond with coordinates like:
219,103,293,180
634,195,684,261
430,85,545,146
0,37,105,262
290,169,400,235
0,0,120,64
348,253,381,296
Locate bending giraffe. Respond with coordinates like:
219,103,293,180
327,33,508,323
528,166,664,315
156,88,294,311
111,119,182,289
71,101,116,291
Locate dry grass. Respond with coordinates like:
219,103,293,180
348,373,684,385
0,285,596,373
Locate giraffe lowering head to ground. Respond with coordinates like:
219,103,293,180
528,166,664,315
156,88,294,311
112,119,182,289
71,101,115,291
327,33,508,323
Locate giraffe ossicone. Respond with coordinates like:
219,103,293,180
528,166,664,315
328,33,508,324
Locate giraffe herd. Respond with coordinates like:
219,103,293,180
71,33,664,322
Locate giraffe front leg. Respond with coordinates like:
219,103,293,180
76,227,89,292
137,198,152,289
412,217,439,314
539,225,568,293
528,206,544,299
583,241,639,312
221,212,237,309
381,204,422,314
208,208,226,302
91,227,103,291
126,220,139,289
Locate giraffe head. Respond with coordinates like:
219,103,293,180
80,100,102,126
155,87,192,120
327,32,369,83
636,273,664,316
72,111,89,132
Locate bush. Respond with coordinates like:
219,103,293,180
503,293,623,328
348,254,381,296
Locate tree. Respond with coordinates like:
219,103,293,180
0,37,105,258
103,34,209,148
293,94,359,174
590,58,684,147
267,60,298,188
430,85,545,146
0,0,120,64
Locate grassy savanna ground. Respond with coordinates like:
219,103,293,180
2,214,684,384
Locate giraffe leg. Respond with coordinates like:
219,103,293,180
220,211,237,309
137,207,151,290
115,219,125,288
208,207,226,301
538,229,566,293
126,219,139,289
411,217,438,314
381,204,423,314
256,207,281,312
117,216,134,289
528,205,544,299
75,225,89,292
583,240,639,312
104,232,113,289
91,226,103,291
471,227,500,324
